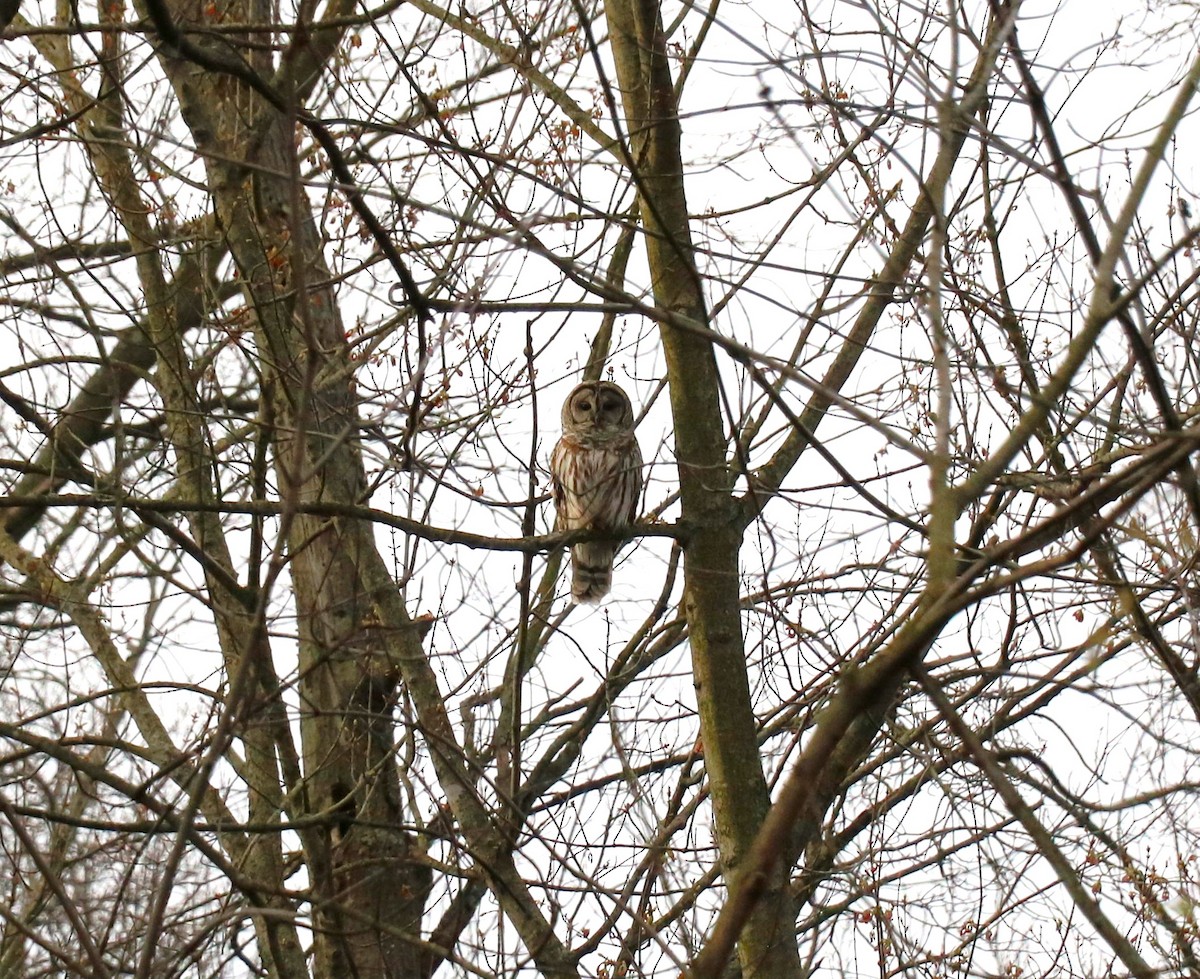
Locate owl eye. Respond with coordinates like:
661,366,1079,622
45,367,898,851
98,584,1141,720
577,399,593,412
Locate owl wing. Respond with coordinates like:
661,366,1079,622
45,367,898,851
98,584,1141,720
622,435,644,526
549,436,572,531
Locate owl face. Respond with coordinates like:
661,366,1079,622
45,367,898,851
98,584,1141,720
561,381,634,437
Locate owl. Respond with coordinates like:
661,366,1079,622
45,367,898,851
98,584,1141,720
550,381,643,604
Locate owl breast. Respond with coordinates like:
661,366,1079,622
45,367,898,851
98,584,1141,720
551,432,640,531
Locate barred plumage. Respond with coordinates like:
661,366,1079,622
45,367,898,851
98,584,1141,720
550,381,643,604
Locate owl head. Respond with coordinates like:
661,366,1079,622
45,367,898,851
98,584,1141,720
560,381,635,437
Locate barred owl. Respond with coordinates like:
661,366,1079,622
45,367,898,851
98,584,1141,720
550,381,643,604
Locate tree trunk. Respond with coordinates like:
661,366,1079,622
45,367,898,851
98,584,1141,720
147,6,433,975
604,0,803,975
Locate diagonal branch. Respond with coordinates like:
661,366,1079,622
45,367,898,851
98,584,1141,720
744,2,1020,521
139,0,430,323
916,664,1157,979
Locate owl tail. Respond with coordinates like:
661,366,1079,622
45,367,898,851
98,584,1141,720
570,541,615,604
